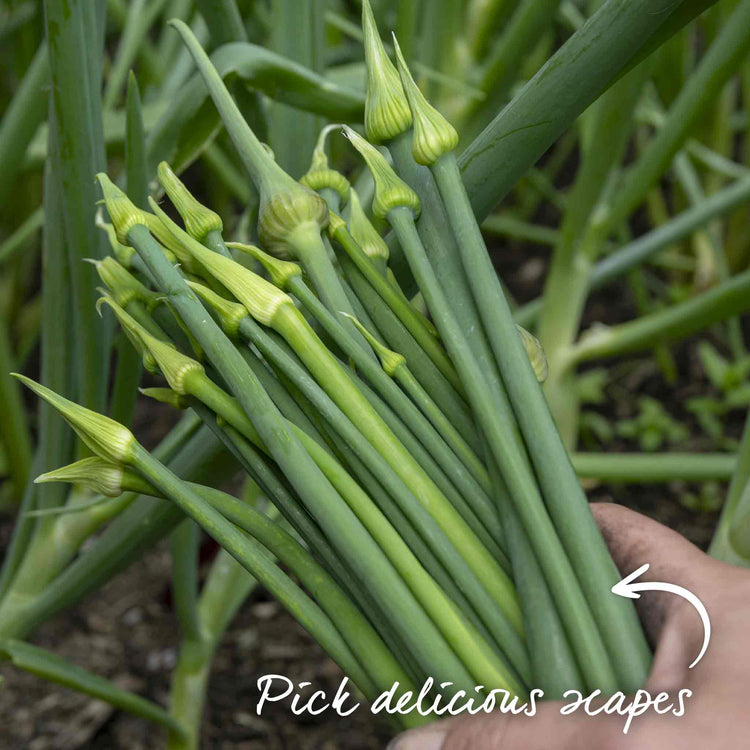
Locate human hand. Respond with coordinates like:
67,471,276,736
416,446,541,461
388,503,750,749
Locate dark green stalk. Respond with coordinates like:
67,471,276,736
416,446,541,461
268,0,324,177
196,0,247,45
287,230,363,334
103,0,169,109
392,360,488,490
488,456,583,699
170,519,202,643
481,213,560,246
337,257,476,442
36,127,74,514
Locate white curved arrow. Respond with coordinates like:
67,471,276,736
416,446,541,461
611,563,711,669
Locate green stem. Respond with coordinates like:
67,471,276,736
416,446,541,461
330,222,464,394
103,0,169,110
431,151,650,691
572,269,750,363
514,174,750,328
393,363,488,491
572,452,737,482
481,213,560,246
0,639,186,739
388,204,618,694
130,442,381,703
285,276,494,532
170,519,202,643
711,411,750,561
168,546,256,750
605,0,750,231
271,303,520,627
196,0,247,45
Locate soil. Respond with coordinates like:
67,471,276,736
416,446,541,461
0,223,742,749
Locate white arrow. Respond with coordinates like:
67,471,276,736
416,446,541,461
611,563,711,669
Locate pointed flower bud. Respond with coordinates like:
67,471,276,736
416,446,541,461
93,256,160,310
36,457,126,498
157,161,223,241
140,387,190,410
258,179,329,258
517,325,549,383
300,124,351,203
36,458,156,497
186,281,248,338
148,200,295,326
347,189,389,264
165,22,328,259
142,211,193,271
14,375,135,464
139,325,204,396
226,242,302,291
362,0,411,142
97,295,160,373
393,36,459,166
96,210,134,266
343,127,420,220
341,313,405,376
96,174,150,245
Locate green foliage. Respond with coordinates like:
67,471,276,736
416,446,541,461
0,0,748,745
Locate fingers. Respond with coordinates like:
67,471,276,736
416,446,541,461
590,503,712,643
388,702,623,750
591,503,739,688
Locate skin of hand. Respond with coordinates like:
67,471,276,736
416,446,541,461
388,503,750,749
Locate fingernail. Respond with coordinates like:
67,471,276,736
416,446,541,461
387,729,445,750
